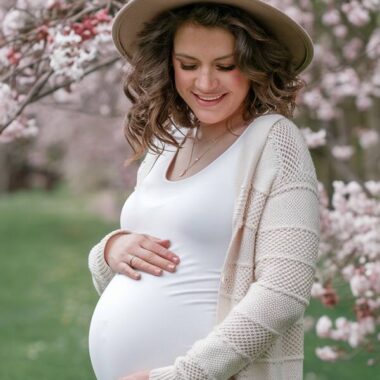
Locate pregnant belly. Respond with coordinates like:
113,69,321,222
89,272,219,380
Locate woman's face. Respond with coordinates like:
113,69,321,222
172,23,251,127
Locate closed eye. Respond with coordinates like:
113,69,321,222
180,64,236,71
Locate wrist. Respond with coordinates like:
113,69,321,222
102,229,131,266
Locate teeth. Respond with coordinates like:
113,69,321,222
197,94,224,101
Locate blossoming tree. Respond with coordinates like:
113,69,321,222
0,0,379,366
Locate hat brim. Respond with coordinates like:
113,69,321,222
112,0,314,74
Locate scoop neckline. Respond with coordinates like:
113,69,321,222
162,121,253,184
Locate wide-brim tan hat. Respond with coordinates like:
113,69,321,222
112,0,314,74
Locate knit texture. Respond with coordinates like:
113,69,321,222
88,115,320,380
88,229,131,295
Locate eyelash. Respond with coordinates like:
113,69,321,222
180,64,236,71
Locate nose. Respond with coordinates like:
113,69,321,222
195,67,219,92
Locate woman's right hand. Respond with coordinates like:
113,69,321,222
104,232,180,280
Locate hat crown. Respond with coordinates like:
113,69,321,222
112,0,314,74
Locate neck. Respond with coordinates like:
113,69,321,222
196,114,249,142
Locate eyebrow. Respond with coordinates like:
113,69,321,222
174,53,234,61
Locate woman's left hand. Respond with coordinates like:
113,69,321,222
118,369,151,380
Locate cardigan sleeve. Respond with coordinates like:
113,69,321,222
148,118,321,380
88,228,133,295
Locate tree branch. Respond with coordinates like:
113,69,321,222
0,69,54,134
34,56,120,100
0,56,120,135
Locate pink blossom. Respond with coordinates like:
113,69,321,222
364,181,380,196
1,8,29,36
362,0,380,12
316,100,337,121
343,37,364,61
356,95,373,110
94,9,112,23
333,24,348,38
6,47,22,66
323,68,361,101
0,83,18,125
330,317,350,340
350,273,372,297
0,53,9,69
322,9,341,26
0,117,38,143
316,315,333,338
366,28,380,59
301,88,322,108
331,145,354,161
48,30,97,80
315,346,340,361
341,1,371,26
300,127,326,148
342,264,356,281
311,282,325,297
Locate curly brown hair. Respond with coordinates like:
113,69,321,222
122,2,306,168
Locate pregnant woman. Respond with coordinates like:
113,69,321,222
88,1,320,380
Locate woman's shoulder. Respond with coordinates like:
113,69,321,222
246,112,307,153
265,114,309,154
243,112,317,184
264,114,319,190
253,112,300,135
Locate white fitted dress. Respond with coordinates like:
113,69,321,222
88,125,252,380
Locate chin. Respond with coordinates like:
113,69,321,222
193,112,230,126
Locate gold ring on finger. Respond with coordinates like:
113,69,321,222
128,254,136,268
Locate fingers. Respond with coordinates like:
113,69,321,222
145,234,168,242
115,234,180,280
117,261,141,280
141,238,180,264
117,253,168,280
125,253,165,276
144,234,173,247
134,247,178,274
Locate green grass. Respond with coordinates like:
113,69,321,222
0,185,118,380
0,186,378,379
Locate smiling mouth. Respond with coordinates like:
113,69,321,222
193,93,226,101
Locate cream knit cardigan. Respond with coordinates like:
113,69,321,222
88,113,321,380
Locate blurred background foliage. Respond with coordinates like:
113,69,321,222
1,0,380,378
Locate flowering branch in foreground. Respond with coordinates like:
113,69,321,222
0,0,122,141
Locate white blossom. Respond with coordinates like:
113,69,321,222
366,28,380,59
49,30,97,81
2,9,29,36
300,127,326,148
331,145,354,161
315,346,339,361
0,83,18,125
316,315,332,338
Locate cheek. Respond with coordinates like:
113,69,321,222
230,72,251,97
228,72,250,90
173,68,190,92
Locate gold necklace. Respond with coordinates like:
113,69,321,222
178,122,247,178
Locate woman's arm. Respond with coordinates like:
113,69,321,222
148,118,321,380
